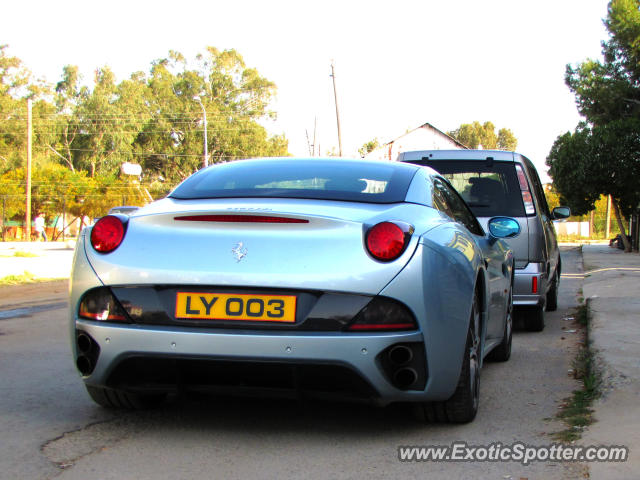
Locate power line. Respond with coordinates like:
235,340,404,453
4,113,274,120
29,146,255,158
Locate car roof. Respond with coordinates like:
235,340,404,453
398,149,517,162
208,156,422,172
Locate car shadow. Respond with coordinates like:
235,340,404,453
106,392,464,439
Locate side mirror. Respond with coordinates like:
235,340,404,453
488,217,521,238
552,206,571,220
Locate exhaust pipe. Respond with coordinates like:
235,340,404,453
393,367,418,389
388,345,413,366
77,332,93,355
75,331,99,375
76,355,93,376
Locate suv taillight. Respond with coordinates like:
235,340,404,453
515,164,535,215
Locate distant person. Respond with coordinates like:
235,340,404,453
34,213,48,242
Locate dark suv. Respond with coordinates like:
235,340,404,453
398,149,570,331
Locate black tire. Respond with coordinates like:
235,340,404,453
422,292,481,423
523,306,545,332
85,385,166,409
546,272,559,312
487,285,512,362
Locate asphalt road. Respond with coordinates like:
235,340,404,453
0,247,586,480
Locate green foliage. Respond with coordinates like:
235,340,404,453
0,163,151,223
547,119,640,218
0,45,290,226
554,303,600,442
0,45,29,171
496,128,518,151
358,138,380,157
0,271,64,285
554,1,640,251
10,251,38,257
566,0,640,124
0,271,38,285
547,126,599,216
447,121,518,150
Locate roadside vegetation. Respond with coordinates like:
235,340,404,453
0,271,62,285
0,250,39,258
554,302,602,442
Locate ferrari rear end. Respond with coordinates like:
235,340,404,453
69,158,472,414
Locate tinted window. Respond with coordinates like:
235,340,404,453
433,178,484,236
170,159,417,203
416,160,525,217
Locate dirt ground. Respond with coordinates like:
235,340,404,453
0,279,69,310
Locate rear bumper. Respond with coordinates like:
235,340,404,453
75,320,431,405
513,262,547,307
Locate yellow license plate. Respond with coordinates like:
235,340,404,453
175,292,297,322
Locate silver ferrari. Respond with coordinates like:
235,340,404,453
70,157,517,423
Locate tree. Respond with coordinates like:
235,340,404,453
0,45,30,172
546,125,600,217
358,138,380,157
133,48,287,185
547,118,640,251
447,121,518,150
566,0,640,124
0,45,290,225
553,0,640,251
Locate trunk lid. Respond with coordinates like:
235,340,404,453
85,198,426,295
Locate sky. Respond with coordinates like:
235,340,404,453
4,0,611,181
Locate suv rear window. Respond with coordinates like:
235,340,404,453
416,160,525,217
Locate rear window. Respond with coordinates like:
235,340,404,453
170,159,417,203
415,160,525,217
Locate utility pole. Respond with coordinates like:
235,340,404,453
305,129,313,156
605,195,611,239
2,196,6,242
313,117,317,156
194,96,208,168
62,197,66,242
25,98,32,242
330,61,343,156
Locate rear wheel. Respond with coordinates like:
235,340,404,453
546,271,559,312
422,291,480,423
487,285,512,362
85,385,166,409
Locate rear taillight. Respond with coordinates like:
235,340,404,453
91,215,126,253
78,287,129,322
515,164,535,215
365,221,414,261
347,297,417,331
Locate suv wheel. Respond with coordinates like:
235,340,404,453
523,306,545,332
546,272,559,312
